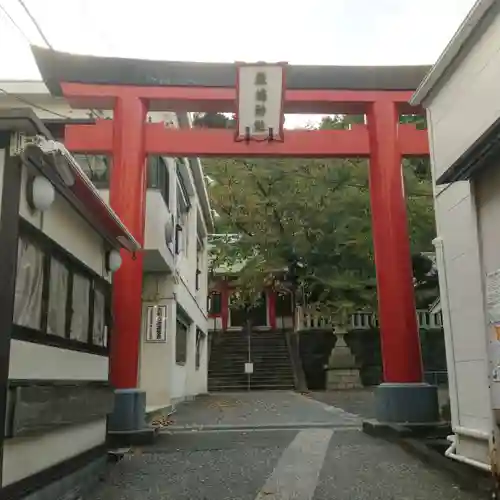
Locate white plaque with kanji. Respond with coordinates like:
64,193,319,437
235,63,286,141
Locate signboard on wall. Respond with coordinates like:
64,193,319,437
235,62,286,141
145,305,167,342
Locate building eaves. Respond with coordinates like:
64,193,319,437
411,0,495,106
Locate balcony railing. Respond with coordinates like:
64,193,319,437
300,310,443,331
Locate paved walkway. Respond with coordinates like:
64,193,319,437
166,391,361,430
89,391,483,500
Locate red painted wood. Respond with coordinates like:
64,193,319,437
65,122,428,157
60,82,421,114
108,96,147,389
220,281,229,331
367,100,423,384
267,290,277,330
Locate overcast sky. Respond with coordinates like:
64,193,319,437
0,0,477,74
0,0,477,125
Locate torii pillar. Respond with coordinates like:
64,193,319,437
367,100,438,423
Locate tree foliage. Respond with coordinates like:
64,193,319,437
202,113,436,319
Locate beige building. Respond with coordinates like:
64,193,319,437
412,0,500,473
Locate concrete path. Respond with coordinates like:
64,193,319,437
166,391,361,431
89,391,483,500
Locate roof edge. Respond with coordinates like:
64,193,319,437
411,0,495,106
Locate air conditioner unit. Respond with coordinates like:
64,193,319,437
145,305,167,342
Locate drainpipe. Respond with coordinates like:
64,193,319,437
445,435,491,472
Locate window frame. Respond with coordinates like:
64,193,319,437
12,217,112,356
147,156,170,207
73,154,111,189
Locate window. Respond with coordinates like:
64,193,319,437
70,273,91,342
13,219,112,354
74,154,111,188
195,329,205,369
47,257,69,337
208,292,222,315
176,169,191,256
93,286,107,347
175,319,188,364
147,156,170,207
13,238,44,329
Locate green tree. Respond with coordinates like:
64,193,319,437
205,114,436,319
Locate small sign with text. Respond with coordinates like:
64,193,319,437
235,63,286,141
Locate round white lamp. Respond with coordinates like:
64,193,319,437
106,250,122,272
29,176,55,212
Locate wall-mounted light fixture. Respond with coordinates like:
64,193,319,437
106,249,122,272
26,175,55,212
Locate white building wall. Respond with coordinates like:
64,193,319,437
9,341,108,381
430,104,492,462
18,167,107,277
3,161,111,487
3,420,106,487
139,275,175,411
428,7,500,179
143,190,175,271
423,7,500,465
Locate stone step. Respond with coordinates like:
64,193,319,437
209,365,293,373
209,331,295,392
209,358,292,366
209,364,294,372
208,384,295,392
209,367,294,374
210,352,289,358
206,373,293,383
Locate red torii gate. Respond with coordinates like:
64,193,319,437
31,47,436,423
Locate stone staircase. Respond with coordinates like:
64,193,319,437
208,331,296,391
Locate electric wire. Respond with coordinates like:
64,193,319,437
0,2,30,44
16,0,53,49
0,87,73,119
3,1,116,123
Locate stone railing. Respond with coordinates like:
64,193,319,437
300,310,443,331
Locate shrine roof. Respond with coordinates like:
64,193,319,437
31,46,430,95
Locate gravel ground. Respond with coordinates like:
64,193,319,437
314,430,475,500
89,391,482,500
90,429,481,500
